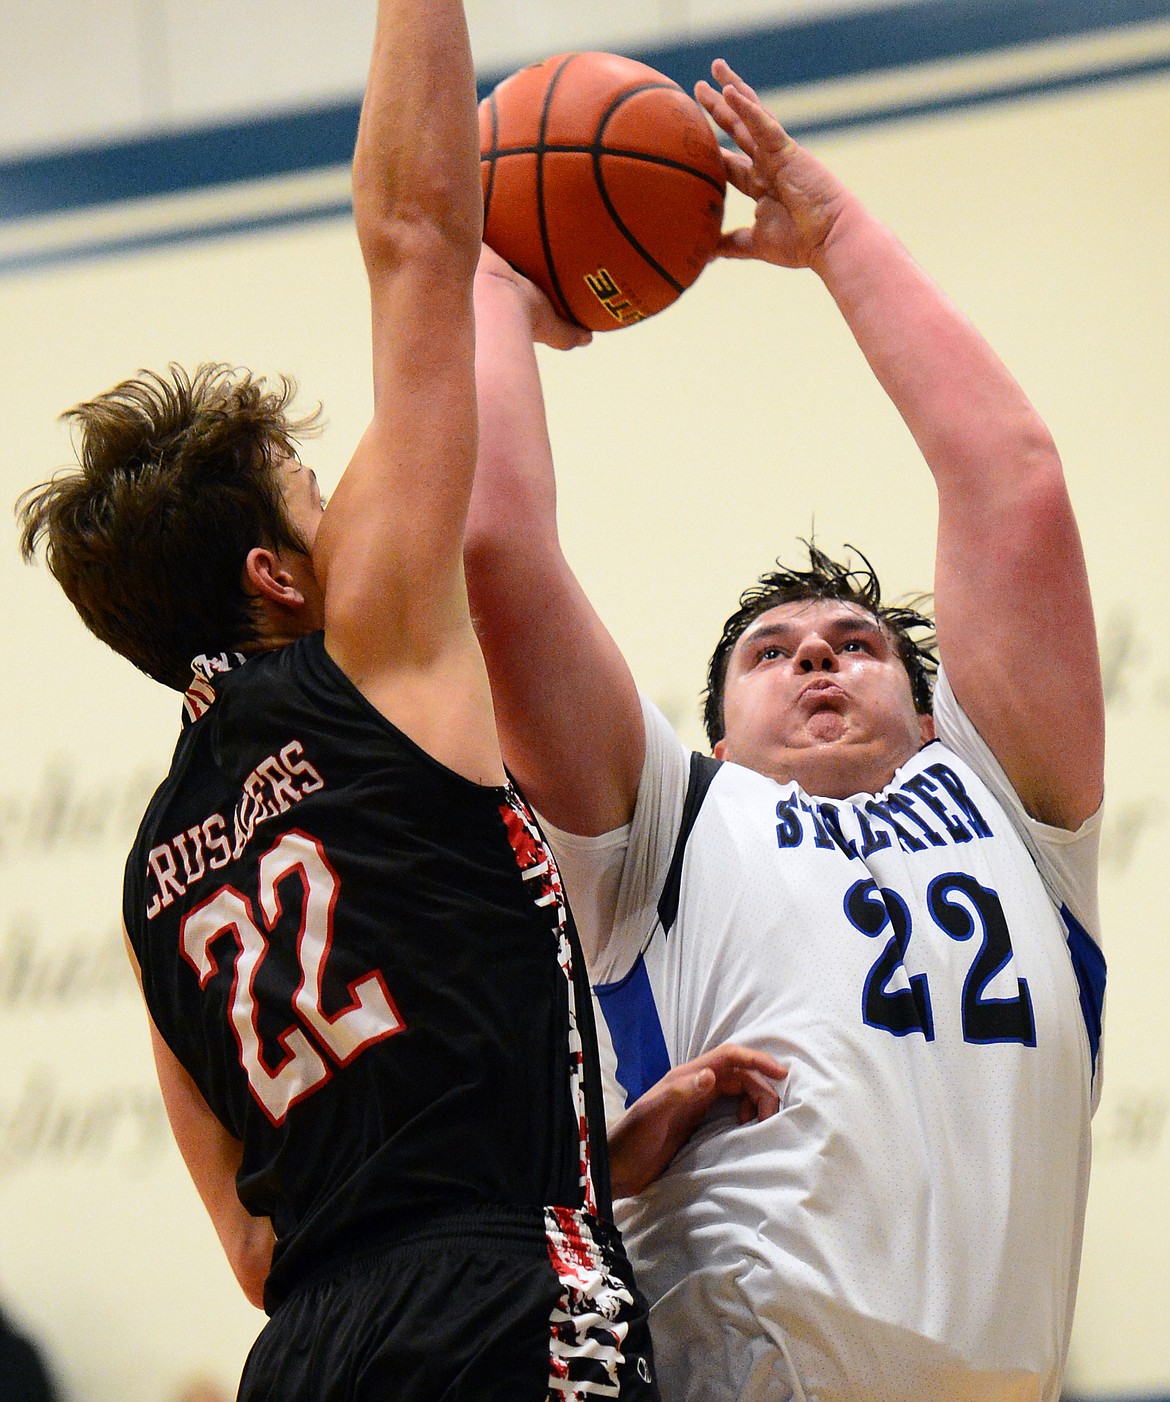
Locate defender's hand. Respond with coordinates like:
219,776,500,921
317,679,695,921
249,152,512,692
608,1043,786,1200
475,244,592,350
695,59,852,271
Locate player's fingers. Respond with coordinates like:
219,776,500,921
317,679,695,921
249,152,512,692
690,1066,718,1097
721,84,790,162
739,1047,786,1076
665,1066,720,1135
476,241,512,275
557,325,593,350
717,146,759,197
693,79,734,144
731,1070,780,1121
695,80,758,161
710,58,762,105
704,1044,786,1080
658,1063,718,1111
709,1049,784,1115
731,1079,781,1125
712,228,758,260
717,1065,782,1101
745,1069,782,1118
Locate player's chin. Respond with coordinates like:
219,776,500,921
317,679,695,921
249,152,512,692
803,711,850,744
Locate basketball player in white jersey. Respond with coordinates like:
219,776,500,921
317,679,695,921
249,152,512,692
464,60,1105,1402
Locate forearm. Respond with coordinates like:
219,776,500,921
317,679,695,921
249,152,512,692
352,0,482,264
465,265,644,831
144,1007,274,1310
467,274,562,559
168,1090,274,1309
813,198,1060,498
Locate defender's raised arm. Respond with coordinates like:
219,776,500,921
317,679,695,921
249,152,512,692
315,0,498,783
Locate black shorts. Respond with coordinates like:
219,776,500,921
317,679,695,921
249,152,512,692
237,1205,660,1402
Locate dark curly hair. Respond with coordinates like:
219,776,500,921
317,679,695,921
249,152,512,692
16,363,322,691
702,541,937,748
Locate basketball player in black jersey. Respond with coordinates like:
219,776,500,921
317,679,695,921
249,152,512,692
15,2,783,1398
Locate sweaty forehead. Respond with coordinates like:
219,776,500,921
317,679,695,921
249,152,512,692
737,598,884,646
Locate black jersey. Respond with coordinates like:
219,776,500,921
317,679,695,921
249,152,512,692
123,633,613,1310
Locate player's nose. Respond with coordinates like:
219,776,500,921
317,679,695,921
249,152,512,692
794,635,837,672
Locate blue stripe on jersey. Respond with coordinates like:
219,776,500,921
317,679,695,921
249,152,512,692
594,953,671,1109
1062,904,1106,1078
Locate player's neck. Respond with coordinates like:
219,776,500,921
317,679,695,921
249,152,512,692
758,737,926,800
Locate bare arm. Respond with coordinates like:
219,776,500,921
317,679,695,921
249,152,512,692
125,934,273,1309
697,63,1104,829
313,0,498,783
464,249,645,833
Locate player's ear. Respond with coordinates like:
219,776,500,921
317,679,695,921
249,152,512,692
244,547,306,608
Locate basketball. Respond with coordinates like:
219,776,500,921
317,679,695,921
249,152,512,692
479,52,727,332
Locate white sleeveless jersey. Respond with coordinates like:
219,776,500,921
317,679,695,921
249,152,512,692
544,671,1104,1402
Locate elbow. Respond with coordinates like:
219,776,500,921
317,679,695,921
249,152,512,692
463,522,511,619
463,500,507,577
238,1268,267,1313
464,520,567,664
1015,412,1064,488
464,498,558,602
463,464,547,576
1012,436,1079,531
354,175,482,278
228,1218,274,1312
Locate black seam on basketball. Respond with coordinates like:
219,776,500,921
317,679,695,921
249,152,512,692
595,81,680,132
602,148,726,194
590,169,686,296
589,81,725,294
596,83,726,194
536,55,584,327
489,144,725,195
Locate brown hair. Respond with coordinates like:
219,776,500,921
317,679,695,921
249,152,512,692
16,363,322,690
702,541,937,748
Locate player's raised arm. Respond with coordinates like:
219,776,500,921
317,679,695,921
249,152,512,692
312,0,496,779
465,248,646,833
697,61,1103,829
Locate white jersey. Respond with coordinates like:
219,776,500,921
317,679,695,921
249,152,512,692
544,670,1104,1402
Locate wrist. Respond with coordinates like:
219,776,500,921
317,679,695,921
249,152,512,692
809,194,888,283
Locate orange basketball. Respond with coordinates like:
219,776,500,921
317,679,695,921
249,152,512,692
479,52,727,332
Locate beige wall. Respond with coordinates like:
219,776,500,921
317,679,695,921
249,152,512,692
1,65,1168,1401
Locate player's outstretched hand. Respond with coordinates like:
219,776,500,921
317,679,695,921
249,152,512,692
695,59,852,270
608,1043,786,1200
475,243,592,350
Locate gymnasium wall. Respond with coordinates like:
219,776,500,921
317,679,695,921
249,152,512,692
2,2,1168,1398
